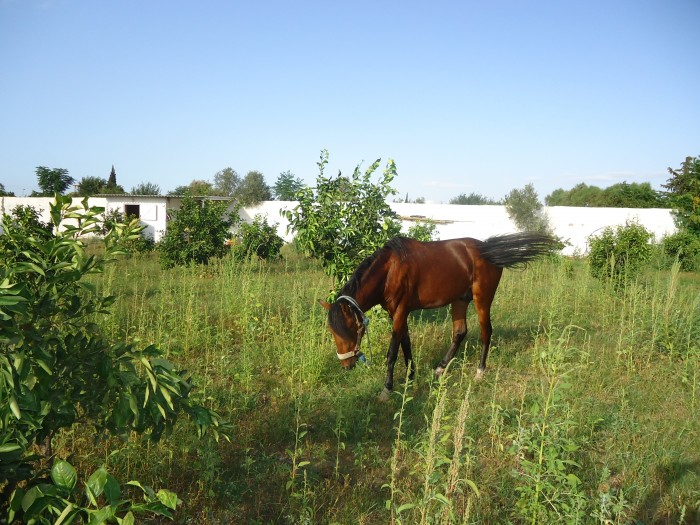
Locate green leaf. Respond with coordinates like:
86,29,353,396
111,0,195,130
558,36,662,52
156,489,179,510
52,459,78,490
86,466,110,499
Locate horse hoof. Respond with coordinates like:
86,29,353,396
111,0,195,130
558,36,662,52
378,387,391,402
475,368,486,381
434,366,445,379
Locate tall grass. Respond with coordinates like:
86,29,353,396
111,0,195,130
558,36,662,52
53,248,700,524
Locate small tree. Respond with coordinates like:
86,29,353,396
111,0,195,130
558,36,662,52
505,183,553,235
237,170,271,206
663,155,700,236
131,181,161,195
0,195,228,521
214,167,241,197
283,149,401,287
405,220,439,241
158,195,238,268
273,170,304,200
168,180,215,196
449,192,499,205
75,176,108,196
588,221,653,287
34,166,75,195
233,215,284,261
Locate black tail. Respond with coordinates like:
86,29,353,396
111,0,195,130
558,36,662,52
480,232,557,269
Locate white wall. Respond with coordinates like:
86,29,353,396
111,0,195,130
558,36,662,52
2,197,677,256
241,201,678,256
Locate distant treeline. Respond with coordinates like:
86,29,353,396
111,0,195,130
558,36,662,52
544,181,669,208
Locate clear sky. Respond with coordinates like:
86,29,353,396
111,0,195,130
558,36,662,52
1,0,698,202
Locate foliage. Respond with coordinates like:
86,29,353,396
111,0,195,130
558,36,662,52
405,220,439,242
75,176,108,196
34,166,75,196
449,192,499,205
232,214,284,261
130,181,161,195
238,170,272,206
504,183,553,235
273,170,304,200
214,167,241,197
168,180,216,196
663,155,700,235
7,459,180,524
102,208,155,253
588,221,653,286
282,149,401,286
158,194,238,268
102,165,126,194
661,231,700,272
0,183,14,196
545,181,668,208
0,195,229,521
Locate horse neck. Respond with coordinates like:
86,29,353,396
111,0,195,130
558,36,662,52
345,256,387,312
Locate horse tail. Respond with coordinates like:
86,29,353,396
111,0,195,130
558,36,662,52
479,232,557,269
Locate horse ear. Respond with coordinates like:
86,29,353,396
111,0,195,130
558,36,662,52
318,299,331,311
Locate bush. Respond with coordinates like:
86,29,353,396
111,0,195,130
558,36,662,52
158,194,238,268
588,221,653,287
102,208,155,254
0,195,229,522
405,220,439,242
662,231,700,272
233,214,284,260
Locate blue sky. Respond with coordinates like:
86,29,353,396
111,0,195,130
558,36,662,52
1,0,698,202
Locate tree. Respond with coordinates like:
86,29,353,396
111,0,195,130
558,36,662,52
34,166,75,195
237,170,271,206
273,170,304,200
131,181,161,195
0,182,15,196
0,196,228,521
168,180,216,196
545,182,667,208
102,165,126,194
504,183,553,235
449,192,499,205
283,149,401,287
663,155,700,235
214,167,241,197
75,176,108,196
158,194,238,268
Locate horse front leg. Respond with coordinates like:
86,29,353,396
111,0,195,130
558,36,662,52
379,313,408,402
400,330,415,381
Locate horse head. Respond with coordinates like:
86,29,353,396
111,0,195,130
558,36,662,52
319,298,367,370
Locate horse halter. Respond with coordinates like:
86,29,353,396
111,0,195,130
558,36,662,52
335,295,371,363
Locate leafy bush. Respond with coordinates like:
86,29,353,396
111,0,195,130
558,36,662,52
283,149,401,287
588,221,653,286
233,214,284,260
505,183,553,235
661,231,700,272
405,220,439,242
102,208,155,254
158,194,238,268
0,195,229,522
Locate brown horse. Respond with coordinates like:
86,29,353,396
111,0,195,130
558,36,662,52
319,233,556,399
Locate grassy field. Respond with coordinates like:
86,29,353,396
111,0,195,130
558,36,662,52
57,247,700,524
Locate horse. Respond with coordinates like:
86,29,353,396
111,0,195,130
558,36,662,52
319,232,557,400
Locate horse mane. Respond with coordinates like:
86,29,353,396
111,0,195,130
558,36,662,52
329,237,411,339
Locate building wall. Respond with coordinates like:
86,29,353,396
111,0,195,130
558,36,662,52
2,197,678,256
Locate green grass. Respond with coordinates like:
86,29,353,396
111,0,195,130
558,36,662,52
54,247,700,524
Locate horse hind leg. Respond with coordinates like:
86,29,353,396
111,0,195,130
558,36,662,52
435,300,468,379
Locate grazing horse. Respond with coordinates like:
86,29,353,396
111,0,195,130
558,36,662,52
319,233,556,400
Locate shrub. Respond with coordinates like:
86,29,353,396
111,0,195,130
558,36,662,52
405,220,439,242
0,195,229,521
158,194,238,268
588,221,653,286
283,149,401,287
233,214,284,260
662,231,700,272
102,208,155,254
